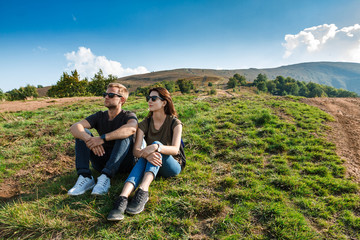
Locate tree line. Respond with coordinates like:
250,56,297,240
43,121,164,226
0,69,197,101
46,69,195,97
133,78,194,96
1,70,358,101
0,85,39,101
228,73,359,98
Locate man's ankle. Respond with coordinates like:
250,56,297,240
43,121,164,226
101,172,112,179
80,173,92,179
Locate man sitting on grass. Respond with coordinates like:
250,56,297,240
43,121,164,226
68,83,138,196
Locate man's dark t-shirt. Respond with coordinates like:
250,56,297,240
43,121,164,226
86,110,137,149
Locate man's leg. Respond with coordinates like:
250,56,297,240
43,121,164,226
91,136,135,195
75,137,92,177
102,136,135,177
68,129,95,196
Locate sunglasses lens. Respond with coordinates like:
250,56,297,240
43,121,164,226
147,96,157,101
103,93,117,98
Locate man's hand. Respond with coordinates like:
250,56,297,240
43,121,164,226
85,137,105,156
146,152,162,167
91,145,105,156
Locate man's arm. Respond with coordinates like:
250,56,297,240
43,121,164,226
70,119,92,141
70,119,105,156
103,118,138,141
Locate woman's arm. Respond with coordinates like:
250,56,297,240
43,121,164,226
134,123,182,167
133,128,145,158
133,128,163,166
139,123,182,158
156,124,182,156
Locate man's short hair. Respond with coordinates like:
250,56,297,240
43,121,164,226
107,83,129,104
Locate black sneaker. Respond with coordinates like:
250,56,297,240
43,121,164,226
126,188,149,215
107,196,128,221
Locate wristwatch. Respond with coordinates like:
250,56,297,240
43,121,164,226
156,143,161,153
100,134,107,142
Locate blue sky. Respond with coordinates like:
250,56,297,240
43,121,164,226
1,0,360,91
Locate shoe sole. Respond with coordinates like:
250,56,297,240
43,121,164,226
67,184,95,196
91,187,110,196
91,191,107,196
125,197,149,215
107,216,125,221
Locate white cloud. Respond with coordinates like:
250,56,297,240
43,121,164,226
33,46,48,52
283,23,360,62
65,47,149,79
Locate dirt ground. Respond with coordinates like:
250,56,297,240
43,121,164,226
1,96,360,201
0,97,101,113
301,98,360,183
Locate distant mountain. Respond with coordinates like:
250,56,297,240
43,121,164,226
117,62,360,94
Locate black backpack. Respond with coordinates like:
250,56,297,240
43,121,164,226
146,117,186,169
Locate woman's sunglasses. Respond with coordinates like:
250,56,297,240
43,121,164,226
102,92,122,98
146,95,164,102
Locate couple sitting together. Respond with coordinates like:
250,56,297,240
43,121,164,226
67,83,185,221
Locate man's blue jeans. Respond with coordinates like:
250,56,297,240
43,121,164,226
75,129,135,178
125,141,181,188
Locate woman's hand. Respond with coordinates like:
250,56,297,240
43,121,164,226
140,144,158,158
146,152,162,167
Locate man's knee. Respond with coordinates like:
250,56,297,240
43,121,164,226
115,136,133,146
75,129,93,143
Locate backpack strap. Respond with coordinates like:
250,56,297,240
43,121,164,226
171,117,185,147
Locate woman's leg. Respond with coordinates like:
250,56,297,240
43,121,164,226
138,172,155,191
122,157,147,195
107,157,147,221
136,140,182,190
125,161,159,215
157,154,181,178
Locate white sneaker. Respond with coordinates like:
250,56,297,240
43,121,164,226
91,174,110,195
68,175,95,196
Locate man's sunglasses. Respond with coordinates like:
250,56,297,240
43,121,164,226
102,92,122,98
146,95,164,102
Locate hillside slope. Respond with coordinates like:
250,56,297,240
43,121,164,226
117,62,360,93
1,92,360,239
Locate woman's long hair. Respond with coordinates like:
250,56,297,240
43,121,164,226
147,87,177,117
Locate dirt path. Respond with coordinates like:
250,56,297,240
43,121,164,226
0,97,101,113
301,98,360,183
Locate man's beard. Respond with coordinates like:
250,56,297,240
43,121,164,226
105,102,118,109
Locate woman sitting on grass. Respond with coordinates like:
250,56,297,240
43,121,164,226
107,87,185,221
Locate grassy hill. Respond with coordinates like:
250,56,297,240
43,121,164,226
36,62,360,97
1,91,360,239
117,62,360,94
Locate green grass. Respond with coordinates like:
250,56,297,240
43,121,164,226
1,93,359,239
